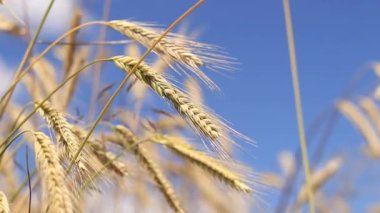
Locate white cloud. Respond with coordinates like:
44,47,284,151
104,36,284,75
1,0,87,38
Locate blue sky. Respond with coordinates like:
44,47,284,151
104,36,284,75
2,0,380,212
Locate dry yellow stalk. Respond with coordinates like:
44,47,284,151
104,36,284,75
108,20,231,90
64,9,82,77
295,157,342,207
114,125,185,213
337,100,380,157
152,135,252,193
62,47,88,109
0,191,10,213
33,132,74,213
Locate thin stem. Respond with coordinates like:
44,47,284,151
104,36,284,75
66,0,206,174
283,0,315,212
0,0,55,120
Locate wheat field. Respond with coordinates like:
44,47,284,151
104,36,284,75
0,0,379,213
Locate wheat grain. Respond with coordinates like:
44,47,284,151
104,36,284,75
33,132,74,213
114,125,185,213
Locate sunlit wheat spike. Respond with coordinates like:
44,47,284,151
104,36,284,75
108,20,233,90
33,132,74,213
152,135,252,193
0,14,26,36
113,56,221,141
36,101,92,176
359,97,380,132
91,142,129,177
337,100,380,157
0,191,10,213
295,157,342,207
336,100,380,156
114,125,185,213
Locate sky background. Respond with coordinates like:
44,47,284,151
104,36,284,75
2,0,380,212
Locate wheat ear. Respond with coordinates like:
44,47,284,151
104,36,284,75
337,100,380,157
0,14,26,36
0,191,10,213
152,135,252,193
295,157,342,207
113,56,221,140
33,132,74,213
36,101,92,176
114,125,185,213
108,20,233,90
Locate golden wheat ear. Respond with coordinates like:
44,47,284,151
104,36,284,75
113,125,185,213
108,20,235,90
33,132,74,213
35,101,99,179
151,135,253,193
0,14,26,36
294,156,342,208
0,191,10,213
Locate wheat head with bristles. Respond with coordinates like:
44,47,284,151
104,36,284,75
337,100,380,157
359,97,380,133
108,20,234,90
114,125,185,213
113,56,229,149
36,101,94,177
295,156,342,208
33,132,74,213
0,14,26,36
151,135,253,193
0,191,10,213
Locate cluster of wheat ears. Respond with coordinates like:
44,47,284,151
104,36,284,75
2,0,380,212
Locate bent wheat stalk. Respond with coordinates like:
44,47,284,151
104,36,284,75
33,132,73,213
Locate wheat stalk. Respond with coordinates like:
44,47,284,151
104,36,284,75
33,132,74,213
114,125,185,213
108,20,233,90
151,135,252,193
